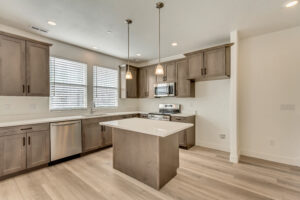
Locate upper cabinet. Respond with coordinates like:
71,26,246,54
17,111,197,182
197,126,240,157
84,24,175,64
146,65,157,98
0,32,51,96
119,65,138,98
176,59,195,97
156,62,176,83
185,43,232,81
138,67,148,98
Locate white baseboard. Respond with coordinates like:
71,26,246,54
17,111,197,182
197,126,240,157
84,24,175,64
196,141,229,152
240,149,300,167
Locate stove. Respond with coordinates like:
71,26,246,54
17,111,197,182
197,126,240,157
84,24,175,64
148,104,181,121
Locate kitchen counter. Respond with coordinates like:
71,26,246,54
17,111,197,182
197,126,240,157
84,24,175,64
0,111,141,128
100,118,193,137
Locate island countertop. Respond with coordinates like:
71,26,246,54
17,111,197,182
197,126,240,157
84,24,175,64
100,118,193,137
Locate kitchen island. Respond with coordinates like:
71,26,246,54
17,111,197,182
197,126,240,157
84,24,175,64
100,118,193,190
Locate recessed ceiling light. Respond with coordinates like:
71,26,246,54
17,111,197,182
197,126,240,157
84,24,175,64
286,1,298,7
107,30,112,34
171,42,178,46
136,53,141,57
92,46,98,49
47,21,56,26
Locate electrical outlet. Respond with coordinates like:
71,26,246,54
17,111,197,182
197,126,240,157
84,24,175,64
280,104,296,111
219,134,226,139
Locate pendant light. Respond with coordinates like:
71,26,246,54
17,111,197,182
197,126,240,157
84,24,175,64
125,19,133,80
155,2,164,75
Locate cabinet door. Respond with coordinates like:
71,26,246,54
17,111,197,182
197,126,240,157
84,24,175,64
156,64,165,83
176,60,194,97
147,66,156,98
0,134,26,177
126,67,138,98
204,47,226,79
26,41,49,96
188,52,204,79
82,118,102,152
138,68,148,98
0,34,26,96
102,126,112,147
166,62,176,82
26,131,50,168
178,131,187,147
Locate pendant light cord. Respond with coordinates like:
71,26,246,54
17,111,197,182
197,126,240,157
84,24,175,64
158,7,161,64
127,22,130,72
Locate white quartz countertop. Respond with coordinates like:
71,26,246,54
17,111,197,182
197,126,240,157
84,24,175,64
100,118,193,137
0,111,141,128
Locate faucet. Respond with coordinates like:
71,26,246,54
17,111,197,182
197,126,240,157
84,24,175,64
90,101,96,114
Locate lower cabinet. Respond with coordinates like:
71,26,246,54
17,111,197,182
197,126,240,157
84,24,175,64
0,124,50,178
171,116,195,149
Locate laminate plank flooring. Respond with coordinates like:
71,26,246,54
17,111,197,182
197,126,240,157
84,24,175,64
1,146,300,200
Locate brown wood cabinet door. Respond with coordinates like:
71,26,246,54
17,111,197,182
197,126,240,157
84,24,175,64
126,67,138,98
26,41,49,96
176,60,194,97
204,47,226,79
0,133,26,177
0,34,26,96
147,66,156,98
82,118,103,152
166,62,176,82
188,52,204,79
26,130,50,168
138,68,148,98
102,126,112,147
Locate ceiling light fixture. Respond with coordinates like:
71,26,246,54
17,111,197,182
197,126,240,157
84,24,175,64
171,42,178,46
155,2,164,76
107,30,112,34
136,53,141,57
125,19,133,80
286,0,298,7
92,46,98,49
47,21,56,26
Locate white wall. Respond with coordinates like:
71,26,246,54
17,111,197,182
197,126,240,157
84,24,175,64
139,80,231,152
0,23,139,121
239,26,300,166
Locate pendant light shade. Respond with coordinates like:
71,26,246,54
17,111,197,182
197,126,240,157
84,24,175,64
125,19,133,80
155,2,164,76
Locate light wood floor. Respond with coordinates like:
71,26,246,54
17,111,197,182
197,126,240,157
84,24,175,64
1,146,300,200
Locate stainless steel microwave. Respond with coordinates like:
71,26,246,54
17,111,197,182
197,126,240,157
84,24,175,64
154,82,175,97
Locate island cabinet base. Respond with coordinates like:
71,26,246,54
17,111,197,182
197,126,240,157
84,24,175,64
112,128,179,190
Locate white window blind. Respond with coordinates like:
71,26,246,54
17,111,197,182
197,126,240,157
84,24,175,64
50,57,87,110
93,66,118,107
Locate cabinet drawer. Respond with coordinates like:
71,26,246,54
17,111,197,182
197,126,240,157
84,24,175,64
171,116,188,123
0,123,49,137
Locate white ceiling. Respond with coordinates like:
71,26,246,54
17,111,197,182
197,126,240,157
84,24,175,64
0,0,299,62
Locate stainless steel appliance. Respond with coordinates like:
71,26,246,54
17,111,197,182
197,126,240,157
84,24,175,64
50,120,82,161
154,82,175,97
148,104,181,121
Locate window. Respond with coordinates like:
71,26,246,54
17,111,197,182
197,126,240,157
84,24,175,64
93,66,118,107
50,57,87,110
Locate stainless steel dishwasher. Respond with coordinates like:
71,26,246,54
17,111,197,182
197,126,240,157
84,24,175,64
50,120,82,161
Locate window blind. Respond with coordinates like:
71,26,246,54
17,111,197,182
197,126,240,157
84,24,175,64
93,66,118,107
50,57,87,110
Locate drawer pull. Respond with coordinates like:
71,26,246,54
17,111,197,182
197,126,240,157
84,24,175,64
28,136,31,145
23,137,25,146
21,127,32,131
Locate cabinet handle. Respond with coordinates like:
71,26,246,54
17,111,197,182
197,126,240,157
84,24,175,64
27,85,30,93
23,137,25,146
21,127,32,131
28,136,31,145
22,85,25,93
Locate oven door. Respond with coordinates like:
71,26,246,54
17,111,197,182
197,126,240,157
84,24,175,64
154,83,170,97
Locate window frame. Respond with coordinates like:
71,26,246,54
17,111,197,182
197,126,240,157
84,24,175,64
49,56,88,111
93,65,119,108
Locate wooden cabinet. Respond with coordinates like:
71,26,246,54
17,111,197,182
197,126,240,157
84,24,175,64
187,52,204,80
26,41,50,96
171,116,195,149
185,43,232,81
120,65,138,98
0,123,50,177
176,60,195,97
138,68,148,98
147,66,157,98
0,34,26,96
0,133,26,177
0,32,51,97
26,130,50,168
156,62,176,83
82,118,103,152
